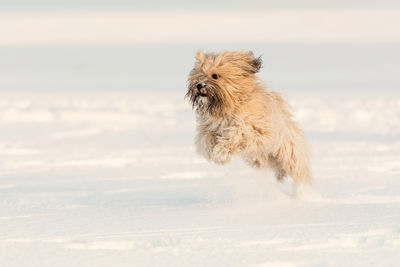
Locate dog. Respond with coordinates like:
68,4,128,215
186,50,312,187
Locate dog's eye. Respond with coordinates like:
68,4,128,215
212,74,218,79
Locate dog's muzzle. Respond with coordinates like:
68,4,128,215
196,82,207,96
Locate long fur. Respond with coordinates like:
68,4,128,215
186,50,312,185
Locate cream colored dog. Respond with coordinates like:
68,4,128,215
186,50,312,186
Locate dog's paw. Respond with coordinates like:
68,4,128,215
212,143,231,165
250,159,262,168
196,146,213,162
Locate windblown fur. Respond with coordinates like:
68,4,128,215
186,50,312,185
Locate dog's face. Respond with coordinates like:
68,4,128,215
186,50,262,116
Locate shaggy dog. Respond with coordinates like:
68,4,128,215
186,50,312,187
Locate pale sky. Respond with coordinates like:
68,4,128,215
1,1,399,92
1,0,400,10
1,10,400,45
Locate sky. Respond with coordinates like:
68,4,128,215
2,0,400,10
0,1,399,92
1,9,400,45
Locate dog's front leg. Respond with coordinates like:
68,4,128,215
212,140,231,164
195,132,217,162
212,127,244,165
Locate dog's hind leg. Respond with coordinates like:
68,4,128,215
269,156,288,182
275,168,287,182
274,138,312,185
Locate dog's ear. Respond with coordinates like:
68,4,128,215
250,55,262,73
196,49,205,63
247,52,262,73
237,52,262,74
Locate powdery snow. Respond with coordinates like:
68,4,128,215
0,91,399,266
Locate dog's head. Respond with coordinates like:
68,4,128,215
186,50,262,116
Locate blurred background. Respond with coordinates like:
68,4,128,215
1,0,399,93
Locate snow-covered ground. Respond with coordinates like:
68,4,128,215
0,91,399,266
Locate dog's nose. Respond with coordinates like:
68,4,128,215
196,83,203,90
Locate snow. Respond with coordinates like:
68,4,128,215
0,91,399,266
